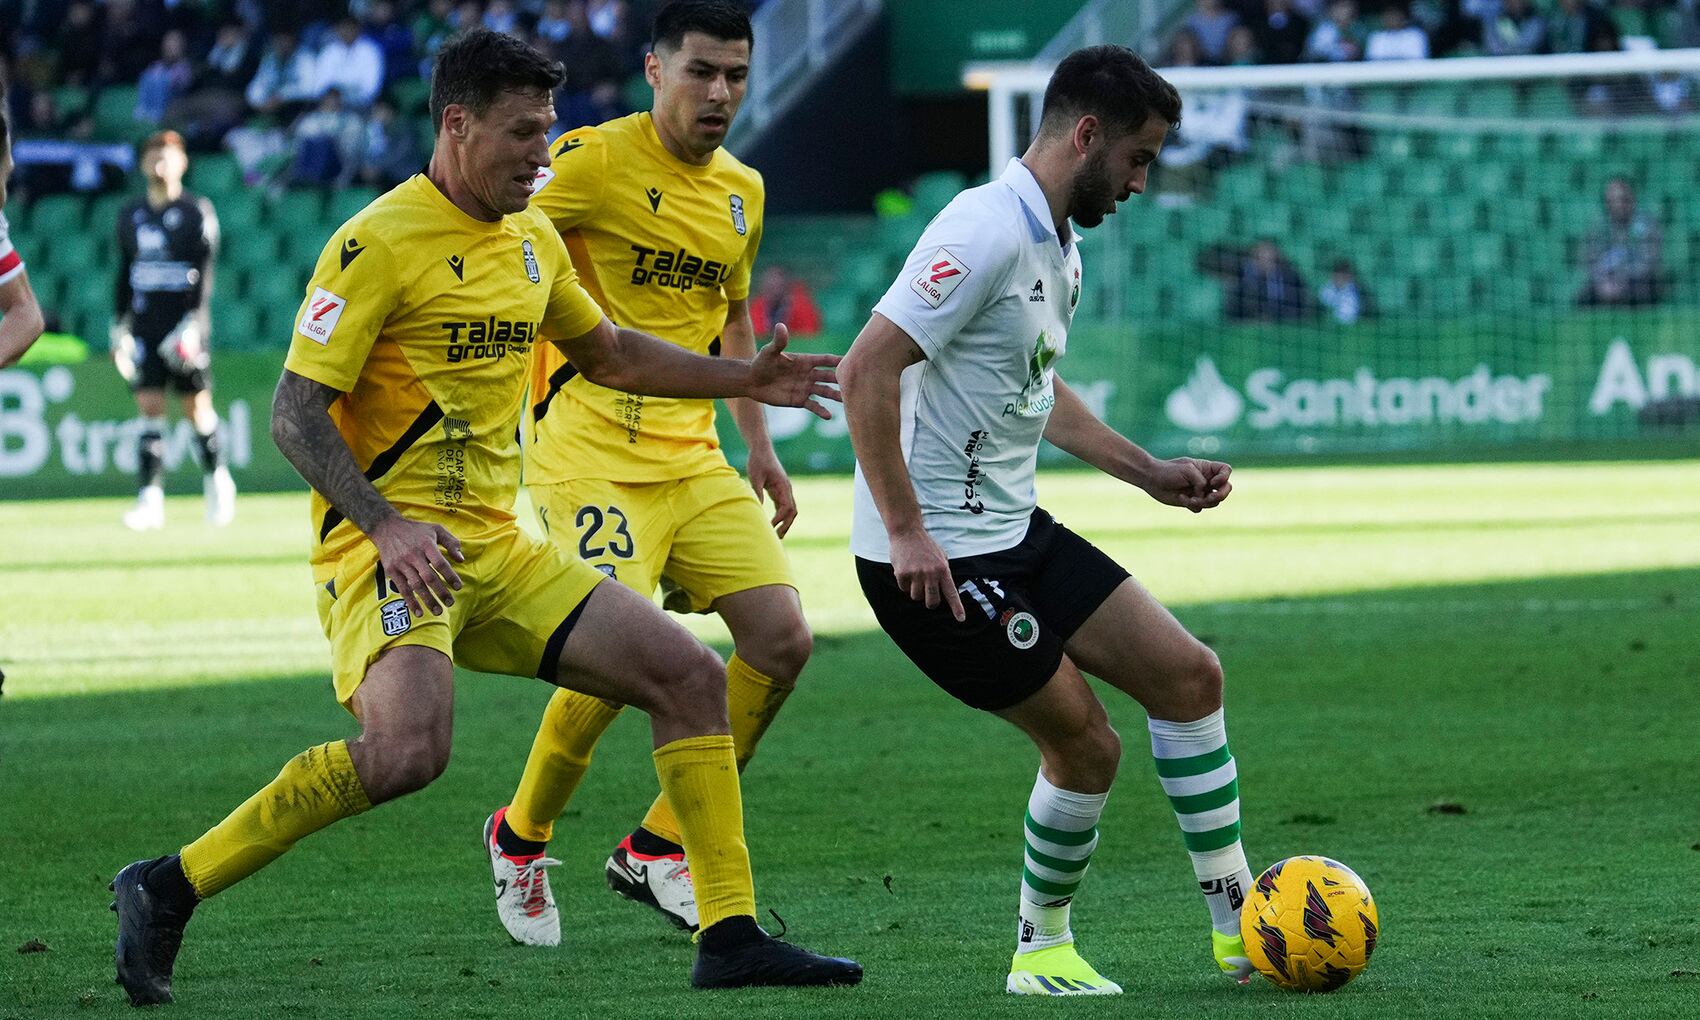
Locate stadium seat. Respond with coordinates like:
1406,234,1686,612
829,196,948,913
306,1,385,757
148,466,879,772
29,195,86,237
389,76,431,116
267,189,325,230
912,172,967,219
211,298,260,348
88,191,135,236
215,190,266,231
92,85,142,141
329,188,383,225
189,155,243,197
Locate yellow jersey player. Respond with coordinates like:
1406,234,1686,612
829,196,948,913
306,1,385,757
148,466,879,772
109,30,860,1007
481,1,813,940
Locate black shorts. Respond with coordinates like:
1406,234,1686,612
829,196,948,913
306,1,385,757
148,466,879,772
856,508,1130,712
130,336,209,394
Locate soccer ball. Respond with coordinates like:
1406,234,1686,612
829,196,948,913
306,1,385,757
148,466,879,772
1240,855,1378,992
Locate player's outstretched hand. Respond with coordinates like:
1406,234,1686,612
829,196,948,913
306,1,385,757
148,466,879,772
746,447,799,538
1140,457,1232,514
891,525,965,622
748,323,841,420
370,514,465,617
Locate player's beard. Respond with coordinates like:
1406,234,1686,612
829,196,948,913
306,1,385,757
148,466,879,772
1067,146,1116,230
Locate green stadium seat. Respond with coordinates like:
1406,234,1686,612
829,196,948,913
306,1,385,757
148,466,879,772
329,187,383,225
389,76,431,116
1457,234,1505,275
29,194,86,237
53,85,92,118
222,231,281,275
211,298,260,348
44,234,102,276
92,85,142,140
267,189,325,230
248,269,308,321
1178,279,1221,322
1272,164,1325,203
912,172,966,218
1405,83,1464,117
189,155,243,198
88,191,135,236
1461,84,1517,118
215,190,266,230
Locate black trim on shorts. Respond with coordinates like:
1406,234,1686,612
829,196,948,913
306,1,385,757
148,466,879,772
319,401,444,541
535,590,593,680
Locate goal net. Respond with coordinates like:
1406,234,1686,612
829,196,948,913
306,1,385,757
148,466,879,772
971,50,1700,459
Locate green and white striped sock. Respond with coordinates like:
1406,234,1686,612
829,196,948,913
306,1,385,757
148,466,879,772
1149,708,1252,936
1017,770,1108,953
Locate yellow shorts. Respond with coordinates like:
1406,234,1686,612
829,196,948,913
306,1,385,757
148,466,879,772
314,523,605,712
531,464,795,614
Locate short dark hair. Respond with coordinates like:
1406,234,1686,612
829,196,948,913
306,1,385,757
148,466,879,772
1039,45,1181,138
652,0,754,52
430,29,564,129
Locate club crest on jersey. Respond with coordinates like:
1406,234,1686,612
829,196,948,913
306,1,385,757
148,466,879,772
297,288,347,345
911,247,970,309
521,239,540,284
729,194,747,235
1003,610,1040,650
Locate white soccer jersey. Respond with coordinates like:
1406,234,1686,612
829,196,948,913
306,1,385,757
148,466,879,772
0,212,24,286
851,158,1084,562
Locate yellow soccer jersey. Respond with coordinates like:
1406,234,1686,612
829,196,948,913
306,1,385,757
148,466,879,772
526,112,765,484
284,174,604,580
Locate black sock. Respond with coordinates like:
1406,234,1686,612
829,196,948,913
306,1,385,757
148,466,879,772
194,424,222,472
142,855,199,914
698,914,761,951
494,817,547,858
628,826,684,857
138,429,164,490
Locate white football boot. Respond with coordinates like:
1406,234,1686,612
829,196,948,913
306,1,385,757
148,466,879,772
123,486,165,532
205,466,236,527
483,808,562,947
605,832,699,931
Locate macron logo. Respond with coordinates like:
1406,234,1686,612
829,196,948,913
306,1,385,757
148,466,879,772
298,287,348,346
912,247,970,309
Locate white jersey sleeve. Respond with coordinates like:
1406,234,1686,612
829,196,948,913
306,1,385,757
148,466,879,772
873,200,1021,358
0,212,24,286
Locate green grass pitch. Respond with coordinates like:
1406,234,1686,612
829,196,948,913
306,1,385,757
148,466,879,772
3,462,1698,1018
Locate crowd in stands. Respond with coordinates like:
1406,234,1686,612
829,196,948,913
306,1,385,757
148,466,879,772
1171,0,1700,66
0,0,765,199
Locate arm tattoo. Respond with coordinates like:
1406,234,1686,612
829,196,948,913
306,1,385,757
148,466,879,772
270,370,397,535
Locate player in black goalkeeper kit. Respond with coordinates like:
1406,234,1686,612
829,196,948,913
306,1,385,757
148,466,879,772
113,130,234,530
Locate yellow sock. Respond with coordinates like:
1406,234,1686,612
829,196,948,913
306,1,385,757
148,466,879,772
179,741,370,899
652,734,755,930
506,689,625,843
640,654,794,844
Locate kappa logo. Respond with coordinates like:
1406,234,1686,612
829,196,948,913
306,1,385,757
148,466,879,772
445,254,465,281
297,288,347,346
911,247,970,308
521,239,540,284
646,186,663,213
340,236,365,271
1028,279,1045,302
729,194,747,235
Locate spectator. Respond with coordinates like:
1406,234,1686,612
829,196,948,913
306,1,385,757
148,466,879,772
357,97,424,188
136,30,194,126
1651,71,1696,114
483,0,520,34
99,0,161,86
1319,259,1372,323
1547,0,1609,54
288,87,365,188
314,16,386,110
538,0,574,44
1366,2,1430,58
225,113,290,185
365,2,418,87
247,31,319,119
1224,24,1261,63
1306,0,1367,60
1256,0,1315,62
1612,0,1659,47
168,21,258,149
54,1,105,88
749,267,824,337
1483,0,1547,55
1578,177,1663,306
1187,0,1243,62
1228,240,1310,321
555,0,627,130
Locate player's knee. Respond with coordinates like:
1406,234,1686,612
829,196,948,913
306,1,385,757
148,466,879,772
355,728,450,802
1081,720,1122,783
1167,645,1224,719
763,621,812,682
648,644,728,726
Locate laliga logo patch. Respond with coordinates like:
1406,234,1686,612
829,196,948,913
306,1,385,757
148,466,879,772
1003,610,1039,650
298,288,347,345
729,194,747,236
911,247,970,309
379,598,412,637
521,239,540,284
